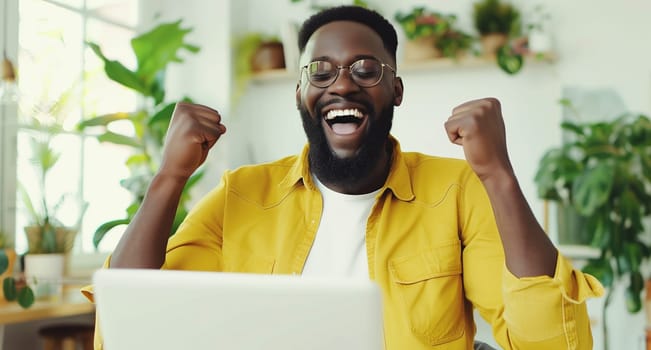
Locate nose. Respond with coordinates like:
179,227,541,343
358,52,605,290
327,66,360,95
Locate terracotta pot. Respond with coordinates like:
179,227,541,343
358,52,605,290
0,248,17,304
251,42,286,72
480,33,509,58
403,36,442,62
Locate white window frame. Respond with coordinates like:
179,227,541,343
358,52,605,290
0,0,19,250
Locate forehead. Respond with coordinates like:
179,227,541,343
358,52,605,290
302,21,390,64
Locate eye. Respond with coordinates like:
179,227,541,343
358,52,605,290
310,71,334,81
307,61,335,82
352,60,381,78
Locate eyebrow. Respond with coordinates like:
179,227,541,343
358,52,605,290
309,54,381,63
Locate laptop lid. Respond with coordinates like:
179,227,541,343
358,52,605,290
93,269,384,350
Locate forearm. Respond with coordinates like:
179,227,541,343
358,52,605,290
110,173,187,269
482,170,558,277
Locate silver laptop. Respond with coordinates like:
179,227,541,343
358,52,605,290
93,269,384,350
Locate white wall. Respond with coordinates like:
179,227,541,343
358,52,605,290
148,1,651,349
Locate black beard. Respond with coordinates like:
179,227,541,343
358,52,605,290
299,101,393,189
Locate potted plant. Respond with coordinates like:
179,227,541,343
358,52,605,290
534,99,651,349
233,32,285,104
472,0,521,57
77,20,203,249
395,7,474,61
18,125,84,300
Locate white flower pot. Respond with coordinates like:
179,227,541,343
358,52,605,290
24,253,66,301
528,30,552,53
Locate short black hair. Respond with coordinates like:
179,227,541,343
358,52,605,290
297,6,398,62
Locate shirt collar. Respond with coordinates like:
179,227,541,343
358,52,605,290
279,135,415,202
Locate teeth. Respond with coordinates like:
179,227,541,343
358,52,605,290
325,109,363,120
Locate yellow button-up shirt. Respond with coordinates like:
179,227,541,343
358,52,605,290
85,137,603,349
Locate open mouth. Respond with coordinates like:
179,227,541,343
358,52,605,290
323,108,366,135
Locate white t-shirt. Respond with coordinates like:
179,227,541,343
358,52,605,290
301,176,380,279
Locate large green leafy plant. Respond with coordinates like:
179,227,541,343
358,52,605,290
534,99,651,349
78,21,202,248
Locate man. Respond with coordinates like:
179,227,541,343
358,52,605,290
86,5,603,350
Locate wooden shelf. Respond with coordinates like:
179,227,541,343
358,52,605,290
251,52,556,83
0,284,94,325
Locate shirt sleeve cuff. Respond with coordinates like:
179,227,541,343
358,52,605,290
503,252,605,303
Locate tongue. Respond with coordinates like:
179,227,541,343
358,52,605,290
331,122,358,135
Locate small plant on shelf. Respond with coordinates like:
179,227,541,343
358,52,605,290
395,7,474,60
473,0,525,74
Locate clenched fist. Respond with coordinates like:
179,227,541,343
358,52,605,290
444,98,513,183
159,102,227,180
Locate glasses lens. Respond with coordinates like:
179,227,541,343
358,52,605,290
307,61,336,87
351,59,383,87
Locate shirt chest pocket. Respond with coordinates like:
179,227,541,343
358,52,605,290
389,240,465,346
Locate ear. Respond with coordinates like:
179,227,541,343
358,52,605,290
295,82,301,109
393,77,404,107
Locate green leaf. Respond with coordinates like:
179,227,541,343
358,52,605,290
558,98,572,108
132,20,198,87
148,102,177,142
572,162,615,215
17,286,35,308
0,250,8,274
560,121,584,136
77,112,133,130
151,74,166,106
352,0,368,8
125,154,149,167
93,219,131,249
172,207,187,235
582,258,614,287
588,214,608,248
97,131,142,148
149,102,177,127
621,242,644,273
534,148,581,200
126,203,140,218
496,45,523,75
87,42,149,94
180,170,205,203
625,272,644,313
18,183,42,227
3,277,17,301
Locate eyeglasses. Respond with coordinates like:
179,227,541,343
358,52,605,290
301,58,396,88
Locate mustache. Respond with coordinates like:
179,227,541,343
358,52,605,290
314,98,375,118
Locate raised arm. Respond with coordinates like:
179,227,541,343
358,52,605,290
444,97,556,277
110,102,226,269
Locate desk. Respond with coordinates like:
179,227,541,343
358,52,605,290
0,285,94,349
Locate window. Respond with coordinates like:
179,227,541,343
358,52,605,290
15,0,139,255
